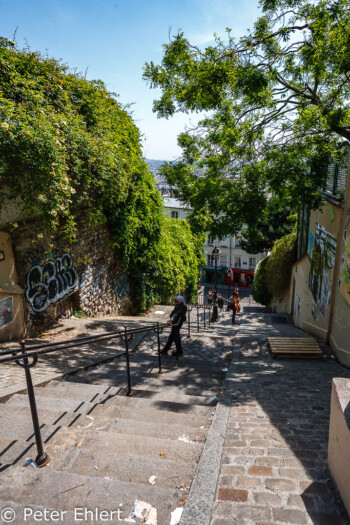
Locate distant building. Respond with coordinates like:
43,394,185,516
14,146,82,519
202,235,265,288
162,197,265,288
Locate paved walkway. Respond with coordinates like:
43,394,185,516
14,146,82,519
0,308,174,400
209,300,350,525
1,298,350,524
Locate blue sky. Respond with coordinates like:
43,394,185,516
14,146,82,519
0,0,261,160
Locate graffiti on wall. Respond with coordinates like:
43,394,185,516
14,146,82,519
338,208,350,307
78,258,106,299
0,297,13,329
110,273,129,301
26,253,78,313
308,223,337,320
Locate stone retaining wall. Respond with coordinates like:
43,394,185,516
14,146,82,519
8,216,131,336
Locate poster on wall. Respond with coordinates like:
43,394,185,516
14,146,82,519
339,229,350,306
308,223,337,320
308,232,314,259
0,297,13,329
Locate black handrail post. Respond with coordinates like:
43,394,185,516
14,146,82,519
203,306,206,329
156,322,162,374
196,305,200,332
187,307,191,339
20,340,49,468
123,327,132,396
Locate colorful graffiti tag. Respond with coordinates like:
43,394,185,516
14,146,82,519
26,253,78,313
308,223,337,320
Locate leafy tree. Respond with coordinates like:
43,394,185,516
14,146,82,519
0,38,203,310
144,0,350,239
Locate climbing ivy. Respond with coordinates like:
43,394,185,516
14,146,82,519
0,37,203,310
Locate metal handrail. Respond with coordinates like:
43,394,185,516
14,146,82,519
0,304,212,468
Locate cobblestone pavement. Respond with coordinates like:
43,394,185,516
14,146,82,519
211,299,350,525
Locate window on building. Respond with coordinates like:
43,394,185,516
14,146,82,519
249,257,256,268
297,206,310,260
207,254,215,265
208,237,214,245
220,254,227,266
220,238,229,247
235,256,241,268
235,235,242,247
171,211,179,219
324,143,349,199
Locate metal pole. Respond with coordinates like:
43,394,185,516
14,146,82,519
197,305,200,332
156,322,162,374
187,307,191,338
20,341,49,467
203,306,206,329
211,256,218,322
123,326,132,396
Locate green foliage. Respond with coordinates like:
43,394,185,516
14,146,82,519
240,201,297,253
266,232,297,298
252,232,297,305
252,256,272,306
143,0,350,239
0,38,203,310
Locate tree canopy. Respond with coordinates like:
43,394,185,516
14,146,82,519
0,37,203,309
144,0,350,244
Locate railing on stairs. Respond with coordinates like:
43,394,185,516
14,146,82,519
0,304,213,468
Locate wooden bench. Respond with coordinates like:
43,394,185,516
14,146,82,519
268,337,323,359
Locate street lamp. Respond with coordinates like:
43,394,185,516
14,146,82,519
226,267,233,311
211,246,221,322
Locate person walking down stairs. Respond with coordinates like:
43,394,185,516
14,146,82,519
160,295,187,357
229,291,240,325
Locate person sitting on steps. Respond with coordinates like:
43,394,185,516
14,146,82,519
160,295,187,357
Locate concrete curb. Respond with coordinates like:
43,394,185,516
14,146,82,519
0,332,145,402
180,332,241,525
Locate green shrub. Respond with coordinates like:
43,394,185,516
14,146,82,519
252,256,272,306
266,232,296,299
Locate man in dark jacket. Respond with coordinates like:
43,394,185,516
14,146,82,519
160,295,187,357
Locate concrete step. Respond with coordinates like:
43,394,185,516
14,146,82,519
47,426,203,464
133,379,220,398
102,393,213,416
0,466,182,524
90,403,211,428
91,414,207,442
47,380,120,398
6,390,212,417
0,437,35,467
156,365,227,381
48,446,195,489
33,385,117,404
0,404,98,428
0,417,65,443
64,368,150,386
6,394,94,415
126,388,213,406
2,396,211,429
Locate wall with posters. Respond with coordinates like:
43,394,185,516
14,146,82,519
0,231,26,341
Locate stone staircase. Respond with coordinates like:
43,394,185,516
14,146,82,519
0,331,233,524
